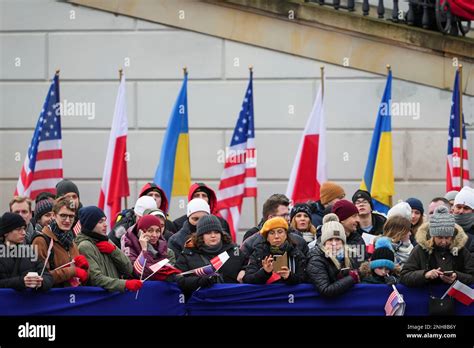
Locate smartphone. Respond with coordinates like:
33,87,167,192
340,267,350,277
443,271,454,276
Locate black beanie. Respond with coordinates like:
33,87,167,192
290,203,312,222
0,213,26,237
352,189,373,210
196,215,223,237
56,179,80,198
79,206,106,232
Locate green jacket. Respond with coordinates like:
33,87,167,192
76,233,133,292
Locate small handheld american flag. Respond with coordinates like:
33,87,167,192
385,285,405,316
180,251,230,277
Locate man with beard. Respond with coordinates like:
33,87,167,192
451,187,474,255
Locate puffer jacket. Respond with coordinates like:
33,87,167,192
400,223,474,287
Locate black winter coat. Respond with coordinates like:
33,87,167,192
242,241,307,285
175,242,244,296
0,244,54,291
400,223,474,287
305,245,358,297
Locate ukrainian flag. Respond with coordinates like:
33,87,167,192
154,71,191,201
360,70,394,214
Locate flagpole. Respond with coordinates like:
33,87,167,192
117,68,128,211
441,280,457,300
249,65,258,227
320,66,324,99
386,64,393,208
459,65,464,187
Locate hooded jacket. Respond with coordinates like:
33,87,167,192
400,222,474,287
172,183,230,235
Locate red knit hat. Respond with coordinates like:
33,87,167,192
137,215,162,232
331,200,359,222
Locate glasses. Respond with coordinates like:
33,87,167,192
58,213,75,221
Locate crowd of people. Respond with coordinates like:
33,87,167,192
1,179,474,300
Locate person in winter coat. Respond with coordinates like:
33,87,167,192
308,181,346,228
331,200,367,266
452,186,474,254
306,214,360,297
176,215,244,297
359,237,401,284
406,197,425,239
108,195,157,248
122,214,181,282
382,215,414,267
32,196,89,287
33,199,54,237
352,189,386,236
400,206,474,287
76,206,143,293
290,203,317,244
0,213,53,291
55,179,83,235
243,217,306,285
172,183,230,235
136,183,176,234
168,198,210,256
9,196,35,245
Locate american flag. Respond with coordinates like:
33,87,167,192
216,70,257,241
384,288,405,316
447,69,470,191
15,72,63,199
133,252,146,276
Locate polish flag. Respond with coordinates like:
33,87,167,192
210,251,230,271
98,73,130,229
286,79,326,203
447,280,474,306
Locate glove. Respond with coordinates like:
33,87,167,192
75,267,88,283
125,279,143,292
349,270,360,284
385,275,397,285
96,241,116,254
74,255,89,270
198,276,215,288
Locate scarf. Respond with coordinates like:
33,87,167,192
200,242,223,256
392,240,413,265
454,213,474,233
50,220,75,250
147,240,168,259
269,241,289,255
81,229,109,242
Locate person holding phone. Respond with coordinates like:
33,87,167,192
0,212,53,291
243,217,306,285
306,214,361,297
401,206,474,287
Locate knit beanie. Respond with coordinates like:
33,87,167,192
187,198,210,217
79,206,106,232
444,190,459,202
370,237,395,270
56,179,80,198
143,208,166,221
196,215,223,237
137,214,162,232
0,213,26,237
406,197,424,215
352,189,373,210
320,182,345,206
387,202,412,221
260,217,288,239
332,200,359,222
290,203,312,222
35,199,53,220
454,186,474,209
429,205,455,237
320,213,346,245
134,196,157,217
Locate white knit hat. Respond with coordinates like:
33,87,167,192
320,213,346,245
454,186,474,209
387,202,412,221
134,196,157,217
187,198,210,217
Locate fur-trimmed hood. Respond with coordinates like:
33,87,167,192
415,222,468,255
359,261,401,278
